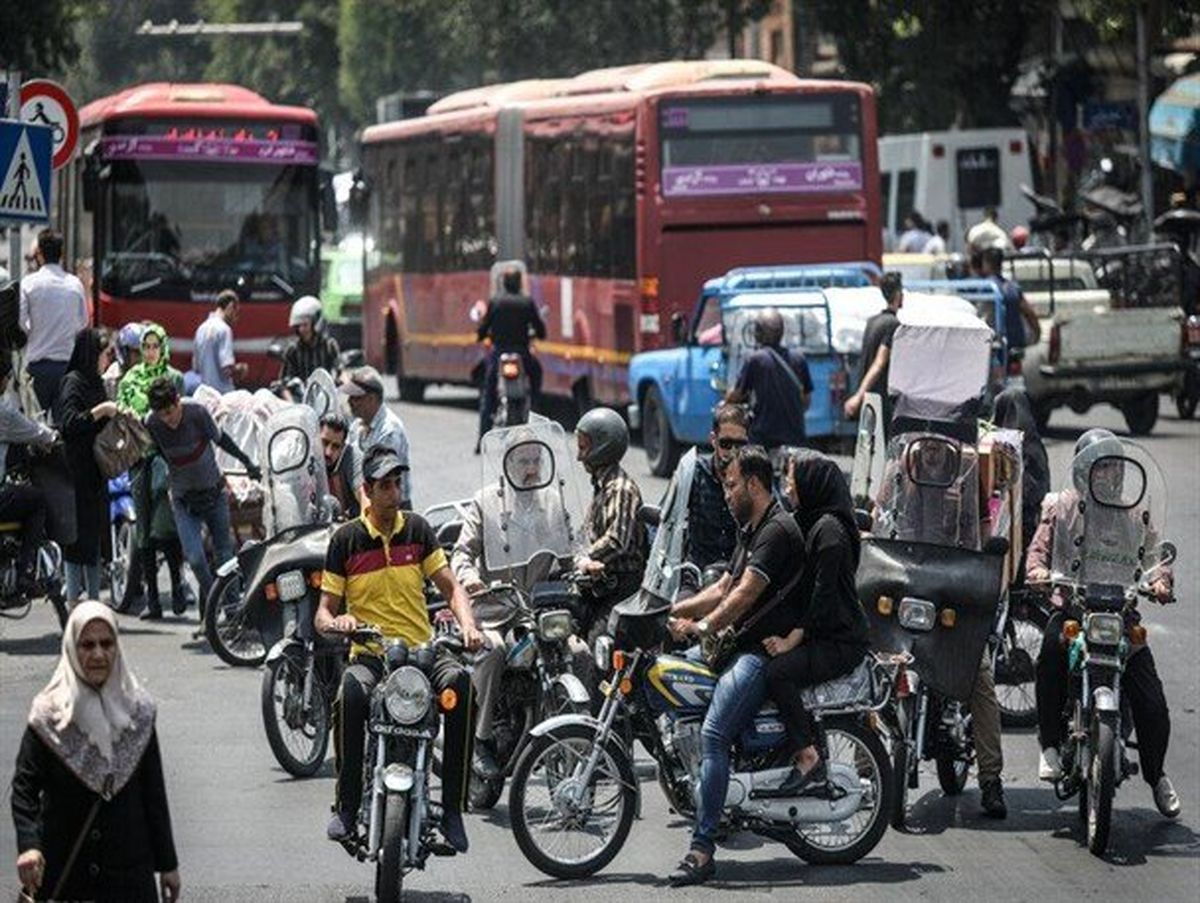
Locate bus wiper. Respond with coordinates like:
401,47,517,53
130,276,164,295
270,273,294,295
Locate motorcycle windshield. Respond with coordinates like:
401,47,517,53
875,432,981,550
261,405,330,536
1051,439,1167,590
640,447,697,606
479,419,588,575
303,368,338,419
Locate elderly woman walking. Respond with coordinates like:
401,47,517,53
11,602,180,902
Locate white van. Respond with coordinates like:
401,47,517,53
879,128,1033,252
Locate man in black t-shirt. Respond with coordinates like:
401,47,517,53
844,271,903,423
665,446,805,886
725,308,812,459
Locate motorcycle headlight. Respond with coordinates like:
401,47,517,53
275,569,307,602
537,609,573,642
594,634,614,672
897,597,936,632
1085,613,1123,646
383,666,432,725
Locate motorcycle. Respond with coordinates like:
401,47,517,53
452,419,593,808
1176,313,1200,421
862,428,1011,828
508,598,898,878
206,403,334,666
494,352,531,427
1043,438,1175,855
106,469,139,612
993,586,1049,728
335,625,466,903
0,452,70,629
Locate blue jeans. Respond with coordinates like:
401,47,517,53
687,648,768,855
65,562,101,602
170,489,234,605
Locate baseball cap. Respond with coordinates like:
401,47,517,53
362,445,408,482
339,366,385,398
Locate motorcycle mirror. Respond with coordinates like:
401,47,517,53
1157,542,1177,568
638,504,662,527
338,348,364,369
854,508,874,533
267,340,286,361
983,536,1010,556
323,494,343,521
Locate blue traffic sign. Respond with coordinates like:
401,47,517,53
0,119,52,225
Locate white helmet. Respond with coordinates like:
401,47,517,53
289,295,323,328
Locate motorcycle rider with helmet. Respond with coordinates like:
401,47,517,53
280,295,340,383
1025,428,1180,818
474,266,546,453
574,408,647,650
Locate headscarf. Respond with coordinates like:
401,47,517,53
27,602,156,797
65,327,109,391
117,322,182,416
992,388,1050,545
788,448,861,565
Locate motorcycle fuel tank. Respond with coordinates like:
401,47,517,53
645,655,718,716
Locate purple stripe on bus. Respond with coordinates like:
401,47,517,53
100,136,319,165
662,162,863,196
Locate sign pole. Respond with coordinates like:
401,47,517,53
6,67,21,281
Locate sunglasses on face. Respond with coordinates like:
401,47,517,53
716,437,748,450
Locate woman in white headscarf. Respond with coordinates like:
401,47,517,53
11,602,180,902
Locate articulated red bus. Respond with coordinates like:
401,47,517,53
360,60,880,407
55,83,326,384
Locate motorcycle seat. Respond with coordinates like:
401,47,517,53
0,522,22,533
799,656,876,711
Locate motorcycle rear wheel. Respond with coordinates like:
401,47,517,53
204,570,265,667
996,616,1041,729
510,723,637,879
1085,713,1117,856
935,750,970,795
375,793,408,903
783,716,894,865
261,653,330,778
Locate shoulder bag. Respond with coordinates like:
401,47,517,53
701,564,806,671
94,411,153,479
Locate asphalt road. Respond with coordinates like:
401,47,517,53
1,389,1197,902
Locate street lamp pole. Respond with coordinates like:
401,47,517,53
1136,1,1155,232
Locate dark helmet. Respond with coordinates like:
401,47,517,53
753,308,785,346
575,407,628,469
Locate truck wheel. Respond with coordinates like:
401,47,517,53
1121,392,1159,436
642,385,680,477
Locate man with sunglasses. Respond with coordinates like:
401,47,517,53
682,404,747,574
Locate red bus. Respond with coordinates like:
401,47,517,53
55,83,327,384
359,60,880,407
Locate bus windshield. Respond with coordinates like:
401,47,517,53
102,160,318,300
659,93,863,197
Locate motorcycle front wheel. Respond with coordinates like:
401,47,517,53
510,723,637,879
1085,712,1117,856
782,715,894,865
204,570,266,667
375,792,408,903
261,652,330,777
996,616,1041,728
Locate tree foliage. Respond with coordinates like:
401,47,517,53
0,0,81,76
808,0,1052,132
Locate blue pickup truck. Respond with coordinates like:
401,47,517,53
627,264,882,476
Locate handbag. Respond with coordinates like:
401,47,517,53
94,412,152,480
701,565,807,671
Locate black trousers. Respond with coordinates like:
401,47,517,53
0,483,46,576
333,650,475,819
1036,610,1171,785
765,641,866,752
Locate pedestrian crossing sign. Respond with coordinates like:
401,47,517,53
0,120,52,225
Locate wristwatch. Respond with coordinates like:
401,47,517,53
696,618,712,638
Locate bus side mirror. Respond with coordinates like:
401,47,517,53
348,171,370,230
671,312,687,345
82,141,102,214
320,168,338,234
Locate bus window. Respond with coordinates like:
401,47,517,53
896,169,916,224
880,171,892,234
956,147,1000,210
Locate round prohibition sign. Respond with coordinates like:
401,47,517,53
20,79,80,170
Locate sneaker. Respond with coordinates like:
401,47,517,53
440,809,469,853
1154,776,1181,819
326,810,354,842
980,778,1008,819
473,739,501,780
1038,748,1063,782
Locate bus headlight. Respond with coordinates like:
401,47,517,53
383,666,432,725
